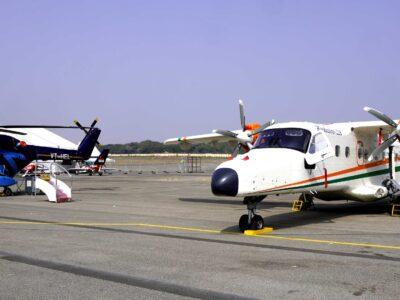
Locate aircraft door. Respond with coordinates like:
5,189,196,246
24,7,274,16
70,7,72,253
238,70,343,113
305,132,334,165
356,141,364,166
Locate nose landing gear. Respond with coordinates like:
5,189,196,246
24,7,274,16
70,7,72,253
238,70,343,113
239,196,266,232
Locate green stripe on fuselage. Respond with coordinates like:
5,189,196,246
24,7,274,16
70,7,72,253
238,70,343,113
269,165,400,193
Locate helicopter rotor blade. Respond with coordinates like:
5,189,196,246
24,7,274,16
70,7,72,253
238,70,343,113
0,128,27,135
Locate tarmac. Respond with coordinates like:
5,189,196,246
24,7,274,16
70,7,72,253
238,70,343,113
1,172,400,299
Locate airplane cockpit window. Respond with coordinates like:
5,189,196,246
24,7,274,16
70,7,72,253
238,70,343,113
0,135,18,151
254,128,311,153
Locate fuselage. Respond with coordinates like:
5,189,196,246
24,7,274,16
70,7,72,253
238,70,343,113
0,128,101,187
211,121,400,202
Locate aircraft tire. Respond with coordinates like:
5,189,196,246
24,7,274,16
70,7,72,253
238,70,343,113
3,188,12,197
251,215,264,230
239,214,249,232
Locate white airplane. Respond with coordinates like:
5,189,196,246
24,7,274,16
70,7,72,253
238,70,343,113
165,100,400,232
68,149,118,176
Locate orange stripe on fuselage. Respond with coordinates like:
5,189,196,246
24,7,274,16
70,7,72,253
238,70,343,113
261,157,399,193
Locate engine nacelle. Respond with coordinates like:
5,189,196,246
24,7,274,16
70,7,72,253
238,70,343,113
245,123,261,143
349,185,388,201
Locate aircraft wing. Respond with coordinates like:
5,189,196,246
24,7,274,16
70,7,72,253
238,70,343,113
349,120,399,135
68,168,88,174
164,131,241,145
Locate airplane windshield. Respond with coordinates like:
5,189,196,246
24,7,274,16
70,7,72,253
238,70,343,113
253,128,311,153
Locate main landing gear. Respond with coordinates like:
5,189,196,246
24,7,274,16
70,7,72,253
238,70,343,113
239,196,266,232
383,179,400,216
2,187,12,197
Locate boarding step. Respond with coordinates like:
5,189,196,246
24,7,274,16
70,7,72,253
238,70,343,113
391,204,400,217
35,176,71,203
292,200,303,212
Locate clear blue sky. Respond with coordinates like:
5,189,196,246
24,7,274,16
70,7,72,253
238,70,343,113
1,0,399,143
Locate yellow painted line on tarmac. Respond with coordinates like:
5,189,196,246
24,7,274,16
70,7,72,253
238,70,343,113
0,221,221,234
131,223,221,234
1,220,400,250
251,234,400,250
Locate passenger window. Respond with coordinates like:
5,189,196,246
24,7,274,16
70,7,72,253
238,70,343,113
364,149,369,160
335,145,340,157
345,147,350,158
357,147,363,159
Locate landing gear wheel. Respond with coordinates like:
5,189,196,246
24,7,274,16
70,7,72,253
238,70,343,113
3,187,12,197
251,214,264,230
239,214,249,233
89,172,93,176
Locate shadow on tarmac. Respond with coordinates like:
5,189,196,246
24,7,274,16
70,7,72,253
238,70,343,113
179,197,290,208
221,200,392,232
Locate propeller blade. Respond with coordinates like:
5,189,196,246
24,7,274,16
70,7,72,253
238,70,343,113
239,99,246,130
368,134,398,162
0,128,27,135
232,144,241,157
90,118,99,128
213,129,238,139
250,120,276,136
364,107,398,128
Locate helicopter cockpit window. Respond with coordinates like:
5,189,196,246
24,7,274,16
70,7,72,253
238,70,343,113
254,128,311,153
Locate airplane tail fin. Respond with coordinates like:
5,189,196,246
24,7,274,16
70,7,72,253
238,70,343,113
94,149,109,166
77,128,101,160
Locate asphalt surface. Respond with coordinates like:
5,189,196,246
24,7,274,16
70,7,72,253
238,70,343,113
1,173,400,299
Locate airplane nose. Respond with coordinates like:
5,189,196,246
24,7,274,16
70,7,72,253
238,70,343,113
211,168,238,196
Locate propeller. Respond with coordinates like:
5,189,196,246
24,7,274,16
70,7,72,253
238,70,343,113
364,107,400,161
213,100,275,157
74,118,101,146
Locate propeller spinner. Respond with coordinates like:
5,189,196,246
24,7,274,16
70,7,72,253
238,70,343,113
364,107,400,161
213,100,275,157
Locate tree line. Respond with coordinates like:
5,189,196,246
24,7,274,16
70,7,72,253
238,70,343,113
99,140,235,154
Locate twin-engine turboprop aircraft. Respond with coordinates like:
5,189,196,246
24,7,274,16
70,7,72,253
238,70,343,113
165,101,400,232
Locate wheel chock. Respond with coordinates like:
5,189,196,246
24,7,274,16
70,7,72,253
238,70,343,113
244,227,274,236
292,200,303,212
391,204,400,217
